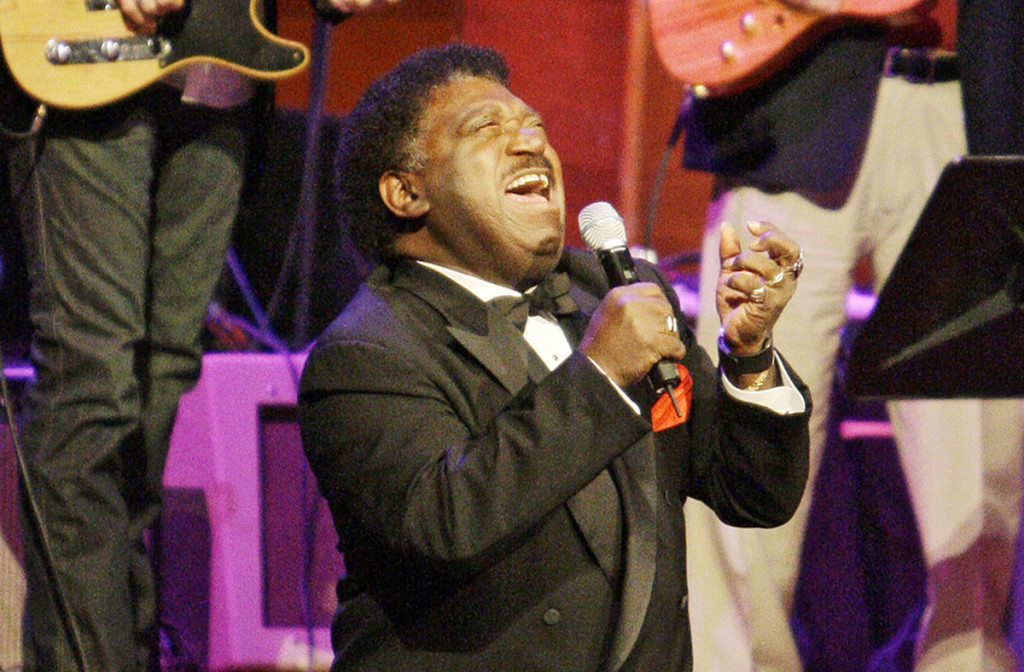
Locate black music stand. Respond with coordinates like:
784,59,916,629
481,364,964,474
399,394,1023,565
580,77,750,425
846,155,1024,399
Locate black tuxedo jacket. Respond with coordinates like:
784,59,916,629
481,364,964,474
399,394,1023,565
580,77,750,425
299,248,810,672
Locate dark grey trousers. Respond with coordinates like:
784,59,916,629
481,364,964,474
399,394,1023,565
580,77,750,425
7,85,249,672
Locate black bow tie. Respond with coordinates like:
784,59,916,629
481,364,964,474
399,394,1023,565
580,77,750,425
488,272,577,331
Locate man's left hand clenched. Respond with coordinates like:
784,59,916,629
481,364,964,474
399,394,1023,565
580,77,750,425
715,220,803,355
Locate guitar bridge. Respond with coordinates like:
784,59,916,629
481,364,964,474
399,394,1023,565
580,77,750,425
45,36,170,66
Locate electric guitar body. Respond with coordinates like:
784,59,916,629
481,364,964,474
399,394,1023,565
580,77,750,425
0,0,309,109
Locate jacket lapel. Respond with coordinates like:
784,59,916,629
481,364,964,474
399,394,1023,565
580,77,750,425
448,313,534,395
390,259,533,395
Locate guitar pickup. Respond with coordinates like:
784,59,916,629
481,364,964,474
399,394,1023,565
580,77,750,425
45,36,170,65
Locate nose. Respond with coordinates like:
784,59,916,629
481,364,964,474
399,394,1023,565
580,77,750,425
507,124,546,155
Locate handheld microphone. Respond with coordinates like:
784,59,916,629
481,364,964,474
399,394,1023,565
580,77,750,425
578,201,684,416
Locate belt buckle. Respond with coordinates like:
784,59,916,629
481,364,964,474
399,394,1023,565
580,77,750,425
883,47,897,78
885,47,945,84
925,50,937,83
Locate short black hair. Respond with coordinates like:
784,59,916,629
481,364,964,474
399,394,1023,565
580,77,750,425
336,43,510,262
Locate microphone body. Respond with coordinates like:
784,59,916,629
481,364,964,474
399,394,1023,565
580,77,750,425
594,244,640,287
578,202,682,399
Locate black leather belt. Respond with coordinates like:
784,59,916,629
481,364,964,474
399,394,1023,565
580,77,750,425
883,47,959,83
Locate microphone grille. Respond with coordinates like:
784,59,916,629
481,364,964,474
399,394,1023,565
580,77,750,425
578,201,627,252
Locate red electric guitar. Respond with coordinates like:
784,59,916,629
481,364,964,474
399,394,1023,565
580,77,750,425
648,0,933,96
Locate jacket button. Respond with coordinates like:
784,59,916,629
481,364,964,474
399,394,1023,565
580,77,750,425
543,607,562,625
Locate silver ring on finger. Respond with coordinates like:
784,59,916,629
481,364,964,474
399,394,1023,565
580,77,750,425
664,314,678,335
765,269,785,288
785,250,804,279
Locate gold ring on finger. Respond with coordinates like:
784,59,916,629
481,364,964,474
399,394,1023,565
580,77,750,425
750,284,766,304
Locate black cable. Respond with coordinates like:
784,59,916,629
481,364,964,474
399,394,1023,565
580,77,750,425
1,347,91,672
0,104,46,142
642,92,694,253
0,49,47,143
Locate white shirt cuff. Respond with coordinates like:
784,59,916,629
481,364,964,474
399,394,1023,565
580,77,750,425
587,357,642,415
721,352,807,415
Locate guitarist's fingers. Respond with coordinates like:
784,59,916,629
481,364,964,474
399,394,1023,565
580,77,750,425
120,0,184,34
118,0,152,33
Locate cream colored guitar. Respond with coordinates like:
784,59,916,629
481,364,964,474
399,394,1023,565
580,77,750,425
648,0,931,97
0,0,309,109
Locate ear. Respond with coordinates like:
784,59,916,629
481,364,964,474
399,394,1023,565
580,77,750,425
379,170,430,220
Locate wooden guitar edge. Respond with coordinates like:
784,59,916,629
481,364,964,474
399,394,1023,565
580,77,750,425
242,0,311,78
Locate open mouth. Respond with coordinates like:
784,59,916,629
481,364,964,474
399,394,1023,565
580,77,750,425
505,172,551,202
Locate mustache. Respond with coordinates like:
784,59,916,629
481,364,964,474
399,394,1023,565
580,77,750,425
504,155,554,182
